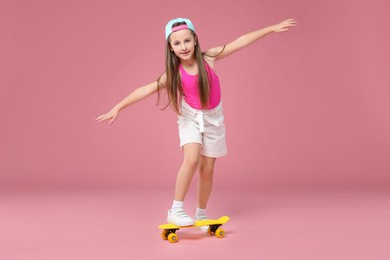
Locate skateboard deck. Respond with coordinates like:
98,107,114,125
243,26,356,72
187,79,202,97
159,216,230,243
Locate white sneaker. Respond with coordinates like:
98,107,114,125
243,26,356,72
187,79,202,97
194,215,209,233
167,209,195,226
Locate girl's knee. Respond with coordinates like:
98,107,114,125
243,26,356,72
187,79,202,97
182,143,201,169
199,163,214,177
183,154,200,169
199,156,216,175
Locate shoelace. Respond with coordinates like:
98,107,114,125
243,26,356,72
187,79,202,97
174,210,191,219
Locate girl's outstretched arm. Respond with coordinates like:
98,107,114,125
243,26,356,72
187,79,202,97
96,73,167,125
206,19,296,62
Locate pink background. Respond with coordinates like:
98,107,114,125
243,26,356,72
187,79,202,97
1,0,390,259
1,0,389,191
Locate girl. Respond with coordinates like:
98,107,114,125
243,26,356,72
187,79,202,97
96,17,296,227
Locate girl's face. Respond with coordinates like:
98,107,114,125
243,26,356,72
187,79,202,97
169,29,197,62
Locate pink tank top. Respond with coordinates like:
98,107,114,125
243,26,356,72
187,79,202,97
179,61,221,110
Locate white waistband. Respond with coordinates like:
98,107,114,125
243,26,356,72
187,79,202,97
180,100,223,133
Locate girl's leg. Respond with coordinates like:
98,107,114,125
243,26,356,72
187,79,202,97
174,143,201,201
168,143,201,226
197,155,216,209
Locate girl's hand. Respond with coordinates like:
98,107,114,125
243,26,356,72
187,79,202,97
96,107,120,125
272,19,297,33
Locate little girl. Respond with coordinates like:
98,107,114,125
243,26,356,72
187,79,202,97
97,17,296,227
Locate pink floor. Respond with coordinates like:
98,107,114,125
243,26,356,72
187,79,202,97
1,188,388,260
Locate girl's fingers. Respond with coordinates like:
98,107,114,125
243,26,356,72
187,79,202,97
96,114,110,122
281,19,297,26
285,18,296,23
95,113,116,125
288,19,297,25
275,19,297,32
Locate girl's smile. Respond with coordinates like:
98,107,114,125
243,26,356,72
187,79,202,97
169,29,196,62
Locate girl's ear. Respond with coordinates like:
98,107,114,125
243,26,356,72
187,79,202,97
194,35,197,45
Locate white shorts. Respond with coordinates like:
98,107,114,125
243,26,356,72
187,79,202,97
177,100,227,158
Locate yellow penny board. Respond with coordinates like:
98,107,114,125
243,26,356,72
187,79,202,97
159,216,230,243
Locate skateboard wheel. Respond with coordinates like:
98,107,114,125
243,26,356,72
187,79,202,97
168,233,178,243
207,227,214,235
215,228,224,238
161,230,168,240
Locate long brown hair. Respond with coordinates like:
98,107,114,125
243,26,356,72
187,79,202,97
157,22,224,114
